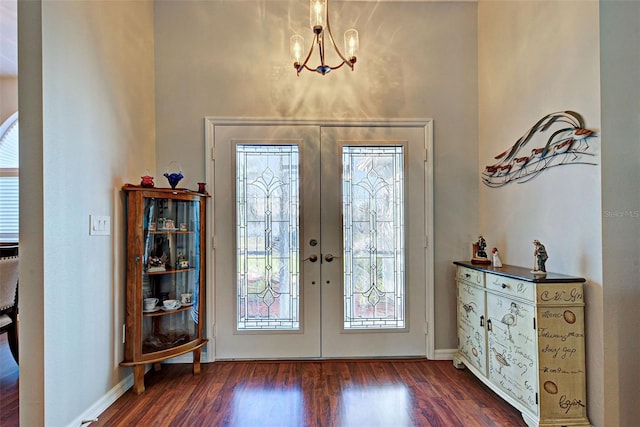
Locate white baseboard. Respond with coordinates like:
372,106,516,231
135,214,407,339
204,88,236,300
67,353,204,427
66,370,139,427
432,348,456,360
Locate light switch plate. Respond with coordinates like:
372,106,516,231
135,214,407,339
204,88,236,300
90,214,111,236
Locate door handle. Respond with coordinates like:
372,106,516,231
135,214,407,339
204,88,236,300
324,253,340,262
304,254,318,263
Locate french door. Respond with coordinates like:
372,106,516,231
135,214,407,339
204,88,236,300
209,121,432,359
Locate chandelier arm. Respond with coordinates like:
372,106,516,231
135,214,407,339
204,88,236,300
303,60,348,74
297,34,319,74
323,2,352,68
325,34,352,71
328,60,348,71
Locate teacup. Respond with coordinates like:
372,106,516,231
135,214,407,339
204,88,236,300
180,293,192,305
143,297,158,311
163,299,180,310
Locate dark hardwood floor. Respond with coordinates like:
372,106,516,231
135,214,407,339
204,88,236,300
0,334,19,427
94,358,526,426
0,336,526,426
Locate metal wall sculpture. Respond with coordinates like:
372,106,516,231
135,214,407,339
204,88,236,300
482,111,597,188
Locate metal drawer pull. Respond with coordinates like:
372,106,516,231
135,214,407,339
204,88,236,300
501,283,508,289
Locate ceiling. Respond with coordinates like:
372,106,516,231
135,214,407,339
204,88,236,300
0,0,17,76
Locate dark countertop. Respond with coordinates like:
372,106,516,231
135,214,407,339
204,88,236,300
454,260,585,283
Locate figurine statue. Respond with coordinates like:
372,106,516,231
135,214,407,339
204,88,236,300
533,240,548,273
491,247,502,268
471,235,491,264
476,235,488,258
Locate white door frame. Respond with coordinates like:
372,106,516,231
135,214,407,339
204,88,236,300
203,117,434,362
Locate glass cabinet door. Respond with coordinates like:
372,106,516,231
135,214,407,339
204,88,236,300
140,196,201,354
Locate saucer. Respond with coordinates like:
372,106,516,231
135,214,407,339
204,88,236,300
143,307,160,313
180,302,194,307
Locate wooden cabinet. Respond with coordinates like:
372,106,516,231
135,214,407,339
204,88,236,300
121,185,208,394
453,261,591,427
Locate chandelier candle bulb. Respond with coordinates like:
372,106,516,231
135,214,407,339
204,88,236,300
310,0,326,30
290,35,305,65
344,29,359,63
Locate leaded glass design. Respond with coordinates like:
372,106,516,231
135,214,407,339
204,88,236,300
236,145,300,330
343,146,405,329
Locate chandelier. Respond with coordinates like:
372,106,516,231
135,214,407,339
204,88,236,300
290,0,359,76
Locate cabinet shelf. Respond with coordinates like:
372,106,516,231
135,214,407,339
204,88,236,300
120,339,208,367
145,267,195,276
143,305,194,317
146,230,195,235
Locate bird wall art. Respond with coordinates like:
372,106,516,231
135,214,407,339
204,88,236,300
482,111,598,188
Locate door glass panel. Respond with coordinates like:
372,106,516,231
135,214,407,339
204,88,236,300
236,144,300,330
141,197,201,354
342,146,405,329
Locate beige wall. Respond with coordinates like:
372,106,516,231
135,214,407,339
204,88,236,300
0,77,18,123
153,0,479,351
478,1,604,425
19,1,156,425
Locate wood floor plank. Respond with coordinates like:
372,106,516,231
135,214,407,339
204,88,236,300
0,334,19,427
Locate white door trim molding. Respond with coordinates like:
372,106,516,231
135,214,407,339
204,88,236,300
204,117,435,361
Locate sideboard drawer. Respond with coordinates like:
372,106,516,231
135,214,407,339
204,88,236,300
456,266,484,286
486,274,535,302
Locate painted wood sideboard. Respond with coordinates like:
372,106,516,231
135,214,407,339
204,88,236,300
453,261,591,427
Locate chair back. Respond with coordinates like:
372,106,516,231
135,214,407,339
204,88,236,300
0,256,19,311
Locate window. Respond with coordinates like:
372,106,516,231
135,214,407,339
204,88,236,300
0,112,19,243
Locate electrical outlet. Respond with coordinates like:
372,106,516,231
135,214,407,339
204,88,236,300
89,214,111,236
